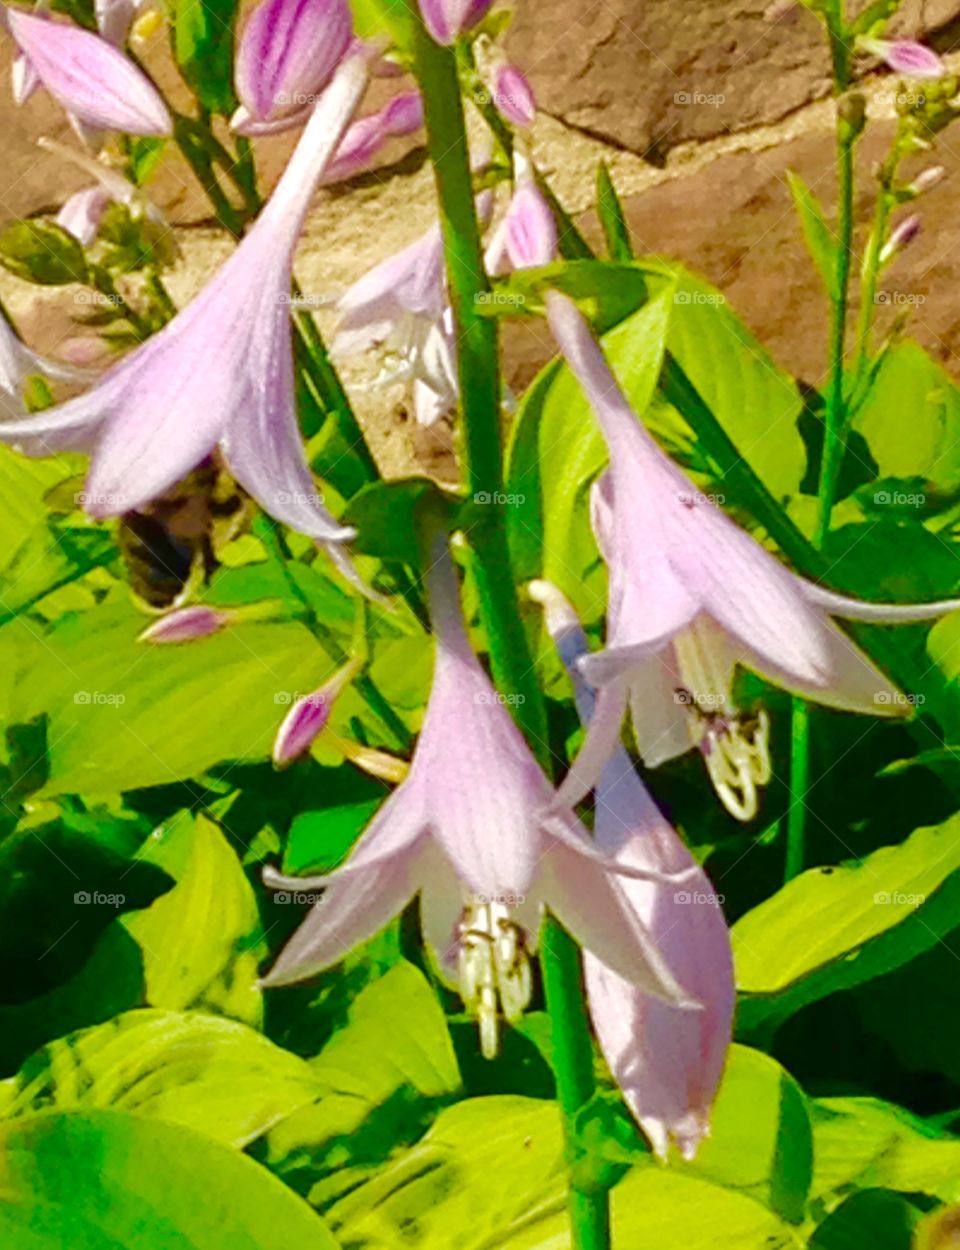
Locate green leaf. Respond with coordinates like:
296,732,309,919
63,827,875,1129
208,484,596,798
172,0,238,114
0,220,88,285
596,161,634,262
0,1009,322,1147
786,171,839,299
12,606,332,796
0,1110,343,1248
123,812,265,1027
808,1189,921,1250
348,0,415,52
810,1096,960,1205
852,342,960,489
266,962,460,1188
684,1045,812,1223
733,815,960,1035
284,798,383,874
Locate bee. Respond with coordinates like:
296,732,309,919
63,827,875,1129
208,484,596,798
117,456,252,611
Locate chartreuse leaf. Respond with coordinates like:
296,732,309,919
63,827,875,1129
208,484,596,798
853,342,960,489
786,171,839,299
0,1111,342,1248
733,815,960,1035
266,962,460,1186
123,812,265,1027
810,1096,960,1205
0,1009,321,1148
321,1093,799,1250
348,0,415,51
12,604,331,796
0,220,87,285
682,1045,812,1224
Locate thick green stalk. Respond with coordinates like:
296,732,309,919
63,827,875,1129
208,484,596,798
411,20,607,1249
786,14,856,882
411,27,546,748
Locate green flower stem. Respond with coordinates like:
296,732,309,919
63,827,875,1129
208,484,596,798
411,18,607,1250
410,25,546,747
786,11,857,883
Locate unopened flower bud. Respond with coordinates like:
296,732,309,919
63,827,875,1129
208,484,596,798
504,181,557,269
910,164,945,194
859,37,944,79
490,62,536,128
418,0,493,46
138,605,229,644
880,212,922,263
272,657,360,766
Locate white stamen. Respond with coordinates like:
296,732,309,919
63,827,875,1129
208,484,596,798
457,898,533,1059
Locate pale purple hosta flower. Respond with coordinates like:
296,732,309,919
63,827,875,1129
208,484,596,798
0,54,369,549
272,656,360,766
880,212,922,264
320,90,424,184
0,307,93,418
531,579,733,1160
332,220,458,426
858,36,944,78
488,62,536,128
138,605,230,644
263,537,697,1055
541,286,960,820
419,0,493,45
231,0,353,135
5,10,172,136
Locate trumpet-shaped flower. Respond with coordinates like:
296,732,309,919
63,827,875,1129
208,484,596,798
332,220,458,426
0,55,369,547
532,579,733,1160
263,537,697,1055
5,9,172,136
542,288,960,820
231,0,353,135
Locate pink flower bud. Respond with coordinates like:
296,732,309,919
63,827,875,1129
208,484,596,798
138,605,229,644
234,0,353,129
859,37,944,79
418,0,493,46
504,181,558,269
490,62,536,128
880,212,922,263
272,658,360,766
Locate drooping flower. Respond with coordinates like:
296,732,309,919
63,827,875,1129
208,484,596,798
0,54,369,548
4,9,172,136
332,219,458,426
0,305,93,419
272,656,360,766
540,286,960,820
320,90,424,184
531,579,733,1161
263,535,697,1056
231,0,354,135
858,36,944,79
418,0,493,45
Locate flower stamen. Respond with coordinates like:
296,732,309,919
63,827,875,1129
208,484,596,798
457,899,533,1059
